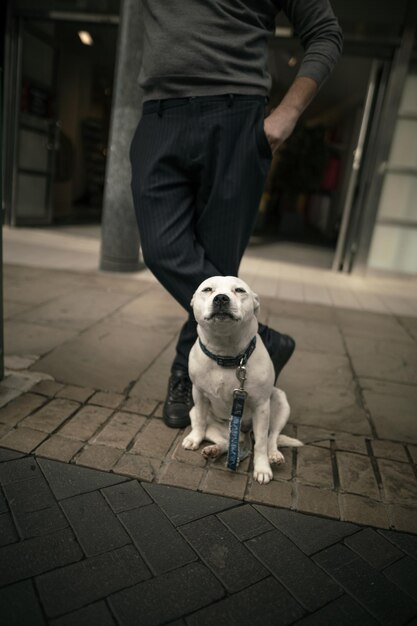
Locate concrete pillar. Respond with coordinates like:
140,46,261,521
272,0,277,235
100,0,144,272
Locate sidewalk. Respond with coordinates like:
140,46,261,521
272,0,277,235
1,447,416,625
1,228,417,623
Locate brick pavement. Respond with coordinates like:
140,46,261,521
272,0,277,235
2,264,417,533
1,447,417,625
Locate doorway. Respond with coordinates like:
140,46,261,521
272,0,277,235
250,44,386,271
4,16,118,226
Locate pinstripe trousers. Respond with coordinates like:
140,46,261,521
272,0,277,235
129,93,273,373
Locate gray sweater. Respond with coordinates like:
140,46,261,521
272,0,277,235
139,0,343,102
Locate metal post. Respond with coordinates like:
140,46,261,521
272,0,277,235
100,0,144,272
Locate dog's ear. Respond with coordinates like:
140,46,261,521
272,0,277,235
252,291,260,316
190,294,195,307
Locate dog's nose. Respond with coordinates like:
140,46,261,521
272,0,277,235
213,293,230,307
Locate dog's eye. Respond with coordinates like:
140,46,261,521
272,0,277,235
235,288,246,293
202,287,213,293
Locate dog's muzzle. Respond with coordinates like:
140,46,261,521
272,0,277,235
208,294,236,320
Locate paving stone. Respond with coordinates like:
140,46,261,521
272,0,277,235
113,452,161,482
38,457,127,499
295,425,334,447
50,601,116,626
0,423,11,439
340,493,391,528
31,319,172,392
0,527,82,585
36,544,150,618
0,512,19,546
371,440,408,462
360,379,417,443
388,503,417,534
55,385,95,403
334,433,368,454
0,489,7,513
119,503,197,575
101,480,151,512
58,405,113,441
337,451,380,499
108,561,224,626
254,505,358,555
75,444,123,471
180,515,267,592
279,351,371,434
158,461,205,490
0,580,47,626
378,529,417,559
296,446,334,489
247,529,342,611
378,458,417,504
89,391,125,409
271,446,293,481
186,575,305,626
218,504,274,541
5,319,77,356
60,490,130,556
30,380,66,396
296,483,340,519
203,468,248,499
35,435,83,462
294,594,379,626
268,315,345,355
21,397,80,434
13,503,68,539
3,476,56,514
0,447,25,462
120,396,158,416
92,411,145,448
408,444,417,463
336,309,410,340
0,426,48,453
344,528,403,568
384,557,417,601
0,393,47,426
143,483,240,526
132,419,178,458
313,543,417,625
345,335,417,385
210,449,252,474
0,455,41,484
245,478,292,507
0,387,23,410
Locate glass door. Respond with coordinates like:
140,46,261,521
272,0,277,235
9,19,59,225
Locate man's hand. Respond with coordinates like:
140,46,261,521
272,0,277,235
263,76,318,155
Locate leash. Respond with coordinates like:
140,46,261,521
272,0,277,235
198,336,256,471
227,358,248,471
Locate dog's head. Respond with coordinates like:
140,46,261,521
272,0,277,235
190,276,260,328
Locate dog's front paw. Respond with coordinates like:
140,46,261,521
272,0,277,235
268,449,285,465
253,463,273,485
201,444,221,459
182,435,201,451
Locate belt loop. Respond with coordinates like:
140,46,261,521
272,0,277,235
265,95,269,105
157,99,163,117
228,93,234,108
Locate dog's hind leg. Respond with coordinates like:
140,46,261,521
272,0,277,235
182,387,209,451
268,388,290,465
201,422,228,459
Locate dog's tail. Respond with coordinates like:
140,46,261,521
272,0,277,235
278,435,303,447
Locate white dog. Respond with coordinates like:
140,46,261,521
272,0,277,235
182,276,302,484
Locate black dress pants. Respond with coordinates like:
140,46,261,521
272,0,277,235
129,93,273,373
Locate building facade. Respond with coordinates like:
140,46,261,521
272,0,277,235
2,0,417,276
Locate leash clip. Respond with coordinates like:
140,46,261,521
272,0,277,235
236,357,247,391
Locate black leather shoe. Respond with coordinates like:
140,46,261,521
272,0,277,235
265,329,296,383
163,369,193,429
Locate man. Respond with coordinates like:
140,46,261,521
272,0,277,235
130,0,343,429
